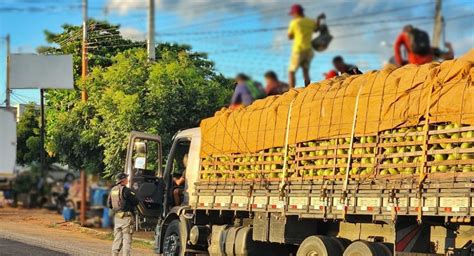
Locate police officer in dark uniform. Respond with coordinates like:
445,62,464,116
108,173,138,256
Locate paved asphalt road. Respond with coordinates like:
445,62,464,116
0,237,68,256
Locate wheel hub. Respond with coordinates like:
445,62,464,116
163,232,180,255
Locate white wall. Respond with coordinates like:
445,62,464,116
0,109,16,175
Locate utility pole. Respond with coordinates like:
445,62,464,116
82,0,88,102
80,0,88,227
5,34,10,108
40,89,46,177
147,0,155,61
432,0,442,48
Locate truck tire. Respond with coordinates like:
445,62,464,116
163,219,182,256
377,242,393,256
297,235,343,256
343,240,391,256
330,237,351,252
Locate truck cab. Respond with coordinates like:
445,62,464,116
124,129,201,253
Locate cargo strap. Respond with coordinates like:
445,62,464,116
417,80,436,223
279,98,297,199
341,83,364,220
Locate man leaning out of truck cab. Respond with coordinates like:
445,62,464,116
172,154,188,206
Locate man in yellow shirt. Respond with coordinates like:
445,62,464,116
287,4,325,88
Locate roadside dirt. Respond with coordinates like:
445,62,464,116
0,206,155,255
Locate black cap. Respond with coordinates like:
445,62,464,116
332,55,343,63
115,173,128,183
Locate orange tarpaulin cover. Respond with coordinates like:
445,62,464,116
200,50,474,157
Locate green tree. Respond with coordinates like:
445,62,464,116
40,20,141,174
47,102,104,172
42,21,233,176
90,48,233,176
16,103,42,165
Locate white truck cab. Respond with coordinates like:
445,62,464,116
124,128,201,225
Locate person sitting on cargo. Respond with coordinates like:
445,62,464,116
172,154,188,206
432,42,454,61
324,70,337,80
230,73,253,109
332,56,362,76
264,71,289,96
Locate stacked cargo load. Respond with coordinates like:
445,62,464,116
199,50,474,182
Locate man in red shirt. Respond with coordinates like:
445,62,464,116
394,25,433,65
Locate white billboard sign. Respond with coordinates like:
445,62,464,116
9,54,74,89
0,109,17,175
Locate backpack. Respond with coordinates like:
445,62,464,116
246,80,266,100
109,184,126,212
409,28,430,55
312,23,333,52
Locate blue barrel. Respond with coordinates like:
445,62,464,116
91,188,99,206
102,207,112,228
92,188,109,206
62,206,76,221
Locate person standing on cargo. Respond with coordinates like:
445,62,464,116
108,173,139,256
394,25,433,65
287,4,325,88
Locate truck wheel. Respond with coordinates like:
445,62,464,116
297,235,343,256
330,237,351,252
376,242,393,256
163,219,182,256
343,240,391,256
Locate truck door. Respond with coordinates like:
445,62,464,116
125,131,164,219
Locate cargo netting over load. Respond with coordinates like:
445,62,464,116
199,50,474,180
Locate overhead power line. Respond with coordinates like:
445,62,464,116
82,13,472,56
0,5,81,12
156,1,470,38
85,42,146,49
156,16,434,37
158,1,434,33
204,14,473,55
157,0,339,32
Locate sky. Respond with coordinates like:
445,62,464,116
0,0,473,106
